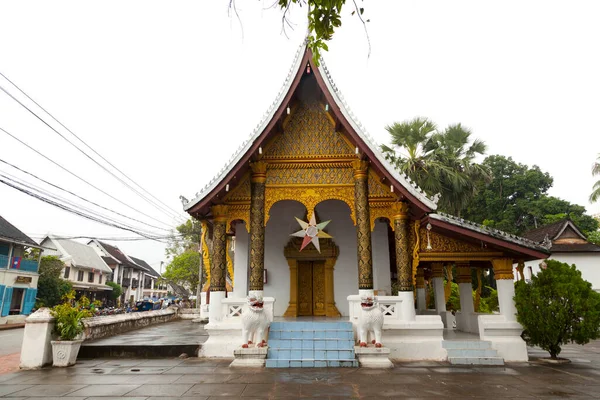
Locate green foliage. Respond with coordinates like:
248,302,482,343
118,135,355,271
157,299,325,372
588,230,600,246
446,281,461,312
514,260,600,359
381,117,490,216
36,256,73,308
51,294,94,341
478,287,499,314
24,247,40,260
590,154,600,203
105,281,123,301
463,155,598,235
165,218,202,257
162,251,201,294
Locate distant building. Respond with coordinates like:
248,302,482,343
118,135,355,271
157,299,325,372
41,236,113,303
0,216,46,324
88,240,167,303
520,219,600,291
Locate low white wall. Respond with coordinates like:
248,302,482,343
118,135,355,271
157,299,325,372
81,308,178,340
179,308,202,320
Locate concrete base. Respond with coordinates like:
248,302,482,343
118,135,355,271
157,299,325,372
200,322,242,358
383,316,447,361
440,311,455,329
230,346,268,367
478,314,528,362
20,308,56,369
354,346,393,368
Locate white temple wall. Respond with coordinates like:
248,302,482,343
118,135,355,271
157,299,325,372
516,254,600,292
315,200,358,317
372,220,392,296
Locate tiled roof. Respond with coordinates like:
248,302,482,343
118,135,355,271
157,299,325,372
130,256,160,278
522,219,571,243
182,40,438,212
48,236,112,273
0,215,38,247
429,213,550,253
98,241,147,272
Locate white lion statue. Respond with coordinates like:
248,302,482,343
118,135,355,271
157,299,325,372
241,295,269,348
358,295,384,348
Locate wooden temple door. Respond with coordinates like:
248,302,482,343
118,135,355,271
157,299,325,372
297,261,326,316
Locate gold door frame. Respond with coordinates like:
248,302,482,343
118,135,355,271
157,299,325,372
283,237,342,317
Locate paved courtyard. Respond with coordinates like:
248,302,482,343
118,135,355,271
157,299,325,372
0,340,600,399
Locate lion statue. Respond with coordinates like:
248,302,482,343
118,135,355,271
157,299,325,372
358,295,384,348
241,294,269,348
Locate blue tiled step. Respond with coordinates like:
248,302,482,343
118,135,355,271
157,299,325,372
266,359,358,368
266,321,357,368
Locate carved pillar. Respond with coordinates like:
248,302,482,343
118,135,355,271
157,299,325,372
392,201,415,320
249,161,267,295
492,258,517,321
283,259,298,317
416,268,426,311
353,160,373,292
209,205,227,323
392,202,411,291
324,258,341,317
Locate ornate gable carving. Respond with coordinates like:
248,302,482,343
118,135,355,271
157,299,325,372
263,102,354,159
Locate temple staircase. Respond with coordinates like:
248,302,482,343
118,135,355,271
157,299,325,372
443,340,504,365
265,321,358,368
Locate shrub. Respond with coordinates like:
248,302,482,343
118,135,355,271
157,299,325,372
50,292,94,341
514,259,600,359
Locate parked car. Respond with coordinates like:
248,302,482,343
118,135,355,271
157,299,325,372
133,300,161,312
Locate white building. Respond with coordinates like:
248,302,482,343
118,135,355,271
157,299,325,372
518,219,600,291
41,236,113,302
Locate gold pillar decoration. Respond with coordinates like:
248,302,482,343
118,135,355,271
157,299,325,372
431,262,444,278
444,264,453,302
249,161,267,291
456,263,472,284
474,268,483,312
492,258,514,280
200,220,211,287
416,268,425,289
516,260,525,281
226,237,234,286
412,220,420,287
353,159,374,290
392,201,412,291
283,259,298,317
210,205,228,292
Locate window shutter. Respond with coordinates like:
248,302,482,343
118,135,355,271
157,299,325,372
1,287,13,317
0,285,5,316
22,288,37,315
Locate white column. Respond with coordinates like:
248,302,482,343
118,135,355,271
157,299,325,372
433,277,446,313
458,283,475,314
232,222,249,299
371,221,392,296
208,291,226,323
496,280,517,321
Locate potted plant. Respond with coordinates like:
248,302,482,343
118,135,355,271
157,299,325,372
50,293,93,367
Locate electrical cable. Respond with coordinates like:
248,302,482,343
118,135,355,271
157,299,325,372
0,125,174,228
0,158,171,232
0,83,185,223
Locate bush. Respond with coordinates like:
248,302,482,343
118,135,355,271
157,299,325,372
36,256,72,308
514,259,600,359
51,293,93,341
106,281,122,301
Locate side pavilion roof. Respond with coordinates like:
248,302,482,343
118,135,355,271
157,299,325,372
182,41,438,218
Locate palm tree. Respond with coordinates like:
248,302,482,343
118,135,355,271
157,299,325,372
381,118,490,217
591,154,600,203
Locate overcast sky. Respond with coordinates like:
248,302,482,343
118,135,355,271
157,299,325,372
1,1,599,269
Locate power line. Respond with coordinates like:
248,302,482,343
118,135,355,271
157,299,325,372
0,177,167,242
0,158,171,232
0,125,175,228
0,171,165,238
0,82,184,222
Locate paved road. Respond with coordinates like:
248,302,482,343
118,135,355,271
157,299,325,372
0,340,599,398
0,329,23,357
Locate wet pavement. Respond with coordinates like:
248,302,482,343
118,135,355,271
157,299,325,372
0,340,600,398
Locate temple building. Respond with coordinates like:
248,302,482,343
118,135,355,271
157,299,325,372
182,43,548,363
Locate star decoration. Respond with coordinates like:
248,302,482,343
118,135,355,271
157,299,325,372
290,214,332,253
